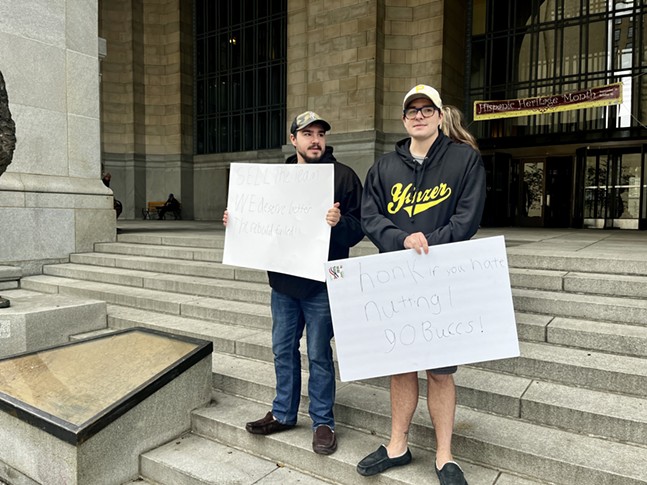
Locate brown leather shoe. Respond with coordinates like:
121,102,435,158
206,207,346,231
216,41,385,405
245,411,294,435
312,425,337,455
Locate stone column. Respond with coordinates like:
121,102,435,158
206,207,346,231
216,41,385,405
99,0,194,220
0,0,114,275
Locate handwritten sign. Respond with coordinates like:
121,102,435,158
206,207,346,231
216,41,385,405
325,236,519,381
223,163,333,281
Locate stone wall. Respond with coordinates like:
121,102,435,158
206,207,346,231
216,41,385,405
99,0,467,218
100,0,194,219
0,0,114,275
287,0,379,134
286,0,459,181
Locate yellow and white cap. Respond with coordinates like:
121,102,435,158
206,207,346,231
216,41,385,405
402,84,443,110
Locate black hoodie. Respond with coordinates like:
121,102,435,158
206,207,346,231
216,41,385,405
361,131,485,253
268,146,364,299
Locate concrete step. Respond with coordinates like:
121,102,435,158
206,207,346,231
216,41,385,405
105,305,529,420
115,232,647,279
94,242,223,262
507,249,647,276
512,287,647,325
508,267,566,291
564,271,647,298
140,433,332,485
194,392,504,485
116,230,376,257
517,311,647,359
70,251,267,283
0,265,21,291
20,275,272,330
23,272,647,398
547,316,647,358
103,304,647,446
118,233,225,249
71,249,647,303
195,391,647,485
510,267,647,299
25,228,647,485
106,305,271,360
212,351,647,448
51,263,647,354
43,263,271,305
476,341,647,397
26,268,647,361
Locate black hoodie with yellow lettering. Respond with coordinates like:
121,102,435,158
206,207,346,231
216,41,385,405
361,130,485,253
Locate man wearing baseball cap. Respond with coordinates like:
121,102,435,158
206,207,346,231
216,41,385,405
232,111,364,455
357,85,485,485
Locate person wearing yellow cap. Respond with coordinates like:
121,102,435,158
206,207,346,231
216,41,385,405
357,85,485,485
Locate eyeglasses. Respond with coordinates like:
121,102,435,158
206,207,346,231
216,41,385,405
403,106,438,120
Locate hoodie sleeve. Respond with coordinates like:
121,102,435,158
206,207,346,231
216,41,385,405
425,152,486,245
361,160,410,252
331,165,364,248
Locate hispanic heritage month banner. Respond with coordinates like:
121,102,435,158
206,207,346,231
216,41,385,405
473,82,623,121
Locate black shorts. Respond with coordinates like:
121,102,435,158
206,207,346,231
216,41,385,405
428,366,457,375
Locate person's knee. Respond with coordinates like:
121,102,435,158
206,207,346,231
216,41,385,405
306,339,333,366
391,371,419,389
272,335,299,356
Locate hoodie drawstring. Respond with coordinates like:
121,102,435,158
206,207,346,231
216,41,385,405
410,161,424,222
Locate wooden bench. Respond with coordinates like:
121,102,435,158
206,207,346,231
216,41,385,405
142,201,182,220
142,201,164,219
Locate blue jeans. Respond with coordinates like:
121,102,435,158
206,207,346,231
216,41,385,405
270,287,335,430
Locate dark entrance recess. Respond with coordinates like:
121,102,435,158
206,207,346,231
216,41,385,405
544,157,574,227
481,152,512,227
517,157,574,228
481,154,575,228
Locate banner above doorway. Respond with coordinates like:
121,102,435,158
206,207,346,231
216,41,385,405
473,82,623,121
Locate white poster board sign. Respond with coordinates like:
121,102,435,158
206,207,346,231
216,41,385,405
223,163,333,282
325,236,519,381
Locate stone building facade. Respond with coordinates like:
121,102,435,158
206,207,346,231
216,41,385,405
99,0,467,221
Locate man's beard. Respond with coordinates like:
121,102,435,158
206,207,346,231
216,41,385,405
298,147,323,164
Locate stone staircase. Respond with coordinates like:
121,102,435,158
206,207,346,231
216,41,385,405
19,229,647,485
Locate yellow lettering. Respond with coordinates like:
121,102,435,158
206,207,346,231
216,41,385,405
412,191,452,215
388,182,453,216
388,183,414,214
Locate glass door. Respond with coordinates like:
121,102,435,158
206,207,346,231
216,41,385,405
617,153,642,229
583,148,643,229
519,160,545,226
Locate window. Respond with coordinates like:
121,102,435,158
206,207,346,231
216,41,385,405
194,0,287,154
468,0,647,139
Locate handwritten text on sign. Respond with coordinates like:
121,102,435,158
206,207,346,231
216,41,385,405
325,236,519,381
223,163,333,282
